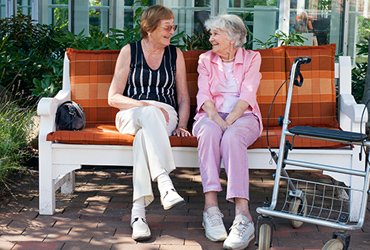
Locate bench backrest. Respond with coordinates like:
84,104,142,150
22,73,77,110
66,44,337,129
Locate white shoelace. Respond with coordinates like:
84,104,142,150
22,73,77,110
230,219,252,238
206,211,224,227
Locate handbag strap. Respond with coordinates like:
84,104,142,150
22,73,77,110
70,101,85,118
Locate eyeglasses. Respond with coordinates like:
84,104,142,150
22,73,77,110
161,24,178,32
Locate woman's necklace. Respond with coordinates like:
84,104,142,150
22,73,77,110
222,57,235,62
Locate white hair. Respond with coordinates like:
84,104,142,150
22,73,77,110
204,14,247,48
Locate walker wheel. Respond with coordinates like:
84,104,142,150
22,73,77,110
258,223,272,250
288,196,307,228
322,239,344,250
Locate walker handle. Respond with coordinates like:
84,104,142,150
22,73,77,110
293,57,311,87
294,57,311,65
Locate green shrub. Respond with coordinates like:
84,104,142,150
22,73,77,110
0,14,64,98
253,30,306,48
0,89,36,184
352,38,369,103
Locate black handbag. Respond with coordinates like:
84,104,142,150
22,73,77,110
55,101,86,130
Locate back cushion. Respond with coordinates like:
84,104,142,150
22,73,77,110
256,47,287,127
284,44,337,126
67,48,120,126
183,50,206,128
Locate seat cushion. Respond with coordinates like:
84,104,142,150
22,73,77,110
47,124,198,147
47,124,345,149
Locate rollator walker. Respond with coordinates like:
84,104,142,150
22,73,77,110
256,57,370,250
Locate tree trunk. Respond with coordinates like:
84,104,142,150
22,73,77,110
361,41,370,127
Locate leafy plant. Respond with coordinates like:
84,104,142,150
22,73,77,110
181,31,212,51
32,57,64,97
254,30,306,48
0,87,36,185
0,14,62,98
353,38,369,103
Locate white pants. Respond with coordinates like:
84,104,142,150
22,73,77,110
115,101,178,206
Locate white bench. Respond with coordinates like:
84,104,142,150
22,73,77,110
37,47,366,222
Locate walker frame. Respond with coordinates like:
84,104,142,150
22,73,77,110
256,57,370,250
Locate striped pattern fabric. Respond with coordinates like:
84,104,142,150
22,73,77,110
47,45,341,148
125,42,178,109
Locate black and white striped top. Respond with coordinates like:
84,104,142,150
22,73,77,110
124,41,177,109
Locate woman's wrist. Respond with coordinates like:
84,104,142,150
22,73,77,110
177,126,188,130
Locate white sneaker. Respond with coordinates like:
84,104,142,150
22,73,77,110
160,189,185,210
131,217,151,241
202,207,228,241
223,214,255,250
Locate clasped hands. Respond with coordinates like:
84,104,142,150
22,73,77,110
210,112,237,131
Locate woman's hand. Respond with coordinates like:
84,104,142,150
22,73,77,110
209,112,229,131
202,100,229,131
172,127,191,137
225,100,250,125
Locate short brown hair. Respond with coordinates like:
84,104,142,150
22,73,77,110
140,5,174,39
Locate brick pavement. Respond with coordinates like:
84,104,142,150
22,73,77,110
0,168,369,250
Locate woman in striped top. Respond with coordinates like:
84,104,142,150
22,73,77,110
108,5,191,242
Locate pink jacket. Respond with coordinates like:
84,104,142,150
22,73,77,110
195,47,263,136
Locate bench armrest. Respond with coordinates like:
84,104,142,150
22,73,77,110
37,90,70,136
37,90,70,116
337,55,368,133
340,93,367,133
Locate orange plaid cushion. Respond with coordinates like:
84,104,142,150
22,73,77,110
46,125,343,148
284,44,337,127
183,50,206,129
47,47,342,149
46,124,198,147
67,48,120,127
256,46,287,128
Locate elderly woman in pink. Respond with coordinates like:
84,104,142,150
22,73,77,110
192,14,262,249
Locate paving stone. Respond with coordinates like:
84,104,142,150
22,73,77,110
0,168,369,250
0,237,15,250
12,241,63,250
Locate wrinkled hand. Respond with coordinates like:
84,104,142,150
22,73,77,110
210,113,229,131
172,127,191,137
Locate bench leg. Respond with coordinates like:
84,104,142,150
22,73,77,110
61,171,75,194
349,145,364,222
38,140,56,215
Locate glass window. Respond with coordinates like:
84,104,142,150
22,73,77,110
89,0,110,33
17,0,32,16
0,0,6,18
113,0,155,30
226,0,279,49
169,0,211,36
194,0,211,33
289,0,344,54
50,0,69,29
349,0,370,63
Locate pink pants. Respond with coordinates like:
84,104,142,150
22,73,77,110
192,113,260,202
